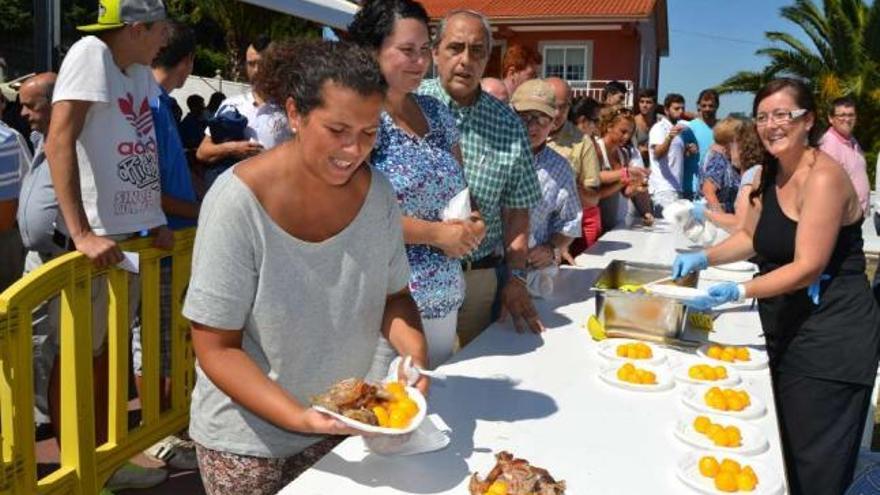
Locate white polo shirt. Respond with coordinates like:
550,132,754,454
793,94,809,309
648,116,685,195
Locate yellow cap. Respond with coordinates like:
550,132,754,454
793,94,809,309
77,0,166,33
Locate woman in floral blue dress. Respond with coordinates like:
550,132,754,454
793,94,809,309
701,117,744,213
350,0,485,369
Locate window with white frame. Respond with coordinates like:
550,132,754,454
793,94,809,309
542,43,591,81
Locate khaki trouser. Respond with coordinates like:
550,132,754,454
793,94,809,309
455,268,499,348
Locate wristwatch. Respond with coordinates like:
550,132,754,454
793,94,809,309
510,267,528,285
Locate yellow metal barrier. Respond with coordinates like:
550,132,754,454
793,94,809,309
0,229,196,495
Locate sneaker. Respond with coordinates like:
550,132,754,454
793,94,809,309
144,435,199,470
104,462,168,491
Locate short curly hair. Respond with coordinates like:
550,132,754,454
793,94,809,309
253,40,387,117
348,0,430,50
734,119,767,170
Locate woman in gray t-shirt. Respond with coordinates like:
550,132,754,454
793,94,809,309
182,41,430,494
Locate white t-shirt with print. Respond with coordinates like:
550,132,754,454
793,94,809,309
53,36,166,236
648,116,685,195
205,91,292,150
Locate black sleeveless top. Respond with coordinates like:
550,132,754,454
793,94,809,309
752,176,880,385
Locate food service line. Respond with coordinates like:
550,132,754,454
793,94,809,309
280,220,787,494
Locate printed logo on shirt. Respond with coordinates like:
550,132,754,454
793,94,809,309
118,93,154,138
113,93,160,216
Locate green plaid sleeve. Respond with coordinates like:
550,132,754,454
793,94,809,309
501,129,541,209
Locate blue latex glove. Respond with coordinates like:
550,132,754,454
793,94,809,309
691,200,707,223
687,282,742,311
806,274,831,305
671,251,709,279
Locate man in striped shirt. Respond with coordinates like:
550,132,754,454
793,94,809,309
420,9,543,343
0,119,31,292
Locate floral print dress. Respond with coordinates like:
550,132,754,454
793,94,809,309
371,93,468,319
702,150,741,213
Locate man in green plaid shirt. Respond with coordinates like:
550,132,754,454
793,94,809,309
420,9,544,344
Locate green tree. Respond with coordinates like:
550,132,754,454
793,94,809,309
716,0,880,174
0,0,30,34
167,0,319,81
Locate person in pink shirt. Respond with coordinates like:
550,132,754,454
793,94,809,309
819,96,870,214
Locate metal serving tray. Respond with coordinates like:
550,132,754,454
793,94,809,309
591,260,699,342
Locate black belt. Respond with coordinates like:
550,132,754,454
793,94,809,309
461,254,501,272
52,230,75,251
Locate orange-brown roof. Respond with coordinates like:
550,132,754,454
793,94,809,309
421,0,657,20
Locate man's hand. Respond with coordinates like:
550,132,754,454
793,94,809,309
73,231,124,268
498,279,544,333
435,220,480,258
151,225,174,250
527,245,556,269
668,124,683,139
628,166,648,182
224,140,263,157
685,143,699,156
465,211,487,245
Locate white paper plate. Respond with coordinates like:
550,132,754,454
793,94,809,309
673,412,769,456
681,385,766,420
599,362,675,392
714,261,757,272
673,362,741,387
597,338,668,365
696,344,770,371
676,450,783,495
362,414,451,456
313,386,427,435
644,284,707,301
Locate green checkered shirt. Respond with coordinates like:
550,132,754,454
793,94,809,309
419,79,541,262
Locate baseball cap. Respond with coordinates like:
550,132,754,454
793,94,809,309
77,0,167,33
510,79,556,118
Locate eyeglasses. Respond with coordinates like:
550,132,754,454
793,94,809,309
755,108,808,127
518,112,553,127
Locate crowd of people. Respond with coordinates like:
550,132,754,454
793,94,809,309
0,0,878,494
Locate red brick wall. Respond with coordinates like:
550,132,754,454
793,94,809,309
489,25,641,84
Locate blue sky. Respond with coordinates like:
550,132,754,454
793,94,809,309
658,0,803,117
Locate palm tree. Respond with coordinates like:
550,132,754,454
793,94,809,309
716,0,880,160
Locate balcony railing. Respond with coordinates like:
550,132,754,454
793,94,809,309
569,80,634,108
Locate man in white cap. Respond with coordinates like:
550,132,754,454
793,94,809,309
44,0,172,490
510,79,582,294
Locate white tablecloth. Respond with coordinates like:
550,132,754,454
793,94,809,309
280,221,787,494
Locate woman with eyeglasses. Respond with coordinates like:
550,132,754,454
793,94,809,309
594,106,653,232
349,0,484,369
672,78,880,495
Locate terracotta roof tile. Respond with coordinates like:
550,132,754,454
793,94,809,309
422,0,657,19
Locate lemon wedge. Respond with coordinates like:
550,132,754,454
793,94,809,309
586,315,606,341
618,284,643,293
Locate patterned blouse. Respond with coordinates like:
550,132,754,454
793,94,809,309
702,149,741,213
371,93,468,319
